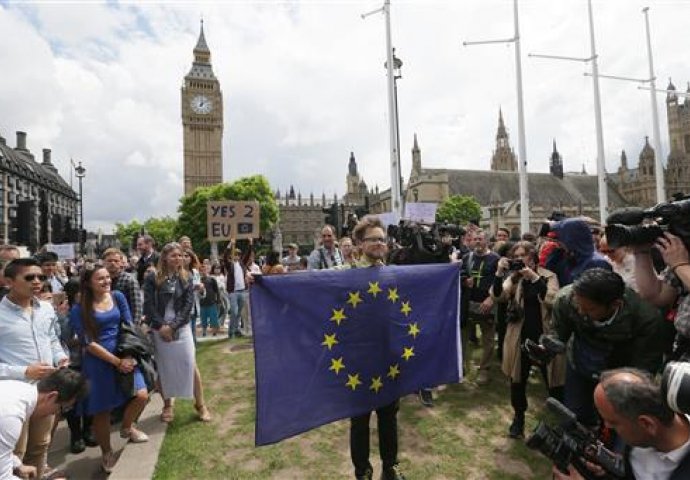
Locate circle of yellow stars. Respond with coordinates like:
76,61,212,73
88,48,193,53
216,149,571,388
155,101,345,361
321,280,421,394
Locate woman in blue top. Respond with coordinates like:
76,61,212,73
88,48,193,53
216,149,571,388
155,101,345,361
69,266,149,473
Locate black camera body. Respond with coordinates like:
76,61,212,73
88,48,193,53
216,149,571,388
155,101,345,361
605,196,690,249
508,259,525,271
523,334,565,365
527,398,626,480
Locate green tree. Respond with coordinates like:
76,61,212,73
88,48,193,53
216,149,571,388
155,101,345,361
435,195,482,226
175,175,279,256
114,217,178,252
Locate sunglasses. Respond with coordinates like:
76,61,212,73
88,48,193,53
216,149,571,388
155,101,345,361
23,274,48,282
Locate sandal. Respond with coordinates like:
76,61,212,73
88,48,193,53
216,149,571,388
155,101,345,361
101,451,117,474
194,403,212,422
160,405,174,423
120,426,149,443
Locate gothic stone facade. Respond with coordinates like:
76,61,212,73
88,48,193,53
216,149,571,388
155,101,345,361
0,130,78,250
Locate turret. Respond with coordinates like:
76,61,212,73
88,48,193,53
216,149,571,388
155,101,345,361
549,139,563,179
411,133,421,175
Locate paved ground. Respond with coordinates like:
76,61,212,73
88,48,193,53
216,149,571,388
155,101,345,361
47,326,236,479
48,394,167,480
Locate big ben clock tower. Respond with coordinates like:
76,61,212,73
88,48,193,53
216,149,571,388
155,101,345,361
182,20,223,195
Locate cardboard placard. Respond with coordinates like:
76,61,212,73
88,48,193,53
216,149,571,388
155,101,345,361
404,202,438,223
207,200,260,241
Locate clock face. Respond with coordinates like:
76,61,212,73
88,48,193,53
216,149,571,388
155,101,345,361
190,95,213,114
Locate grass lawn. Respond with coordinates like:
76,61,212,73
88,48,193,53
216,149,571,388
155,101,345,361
154,338,552,479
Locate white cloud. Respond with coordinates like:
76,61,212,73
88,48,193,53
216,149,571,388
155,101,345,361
0,0,688,232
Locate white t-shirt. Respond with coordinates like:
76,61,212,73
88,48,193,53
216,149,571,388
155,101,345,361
0,381,38,480
233,261,246,292
630,415,690,480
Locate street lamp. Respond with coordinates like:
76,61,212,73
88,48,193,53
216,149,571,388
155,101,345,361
385,49,403,204
74,161,86,254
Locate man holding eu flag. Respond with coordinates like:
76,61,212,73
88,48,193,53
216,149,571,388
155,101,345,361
345,216,405,480
252,217,461,477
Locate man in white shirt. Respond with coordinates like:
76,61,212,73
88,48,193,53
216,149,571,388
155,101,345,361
1,369,87,480
553,368,690,480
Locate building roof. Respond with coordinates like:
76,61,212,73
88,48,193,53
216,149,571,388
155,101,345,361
421,168,628,209
0,137,77,199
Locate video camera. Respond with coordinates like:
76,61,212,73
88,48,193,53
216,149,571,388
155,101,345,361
527,397,626,480
662,361,690,415
605,195,690,249
522,334,565,365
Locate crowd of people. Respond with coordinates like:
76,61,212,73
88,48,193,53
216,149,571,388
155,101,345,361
0,210,689,479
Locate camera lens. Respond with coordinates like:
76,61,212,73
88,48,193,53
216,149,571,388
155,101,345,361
662,362,690,415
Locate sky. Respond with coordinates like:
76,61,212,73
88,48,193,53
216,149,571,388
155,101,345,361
0,0,688,232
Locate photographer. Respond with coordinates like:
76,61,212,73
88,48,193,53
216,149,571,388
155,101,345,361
552,269,664,426
492,241,564,438
552,368,690,480
635,232,690,353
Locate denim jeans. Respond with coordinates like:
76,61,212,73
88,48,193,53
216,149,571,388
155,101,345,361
564,362,599,427
228,290,248,337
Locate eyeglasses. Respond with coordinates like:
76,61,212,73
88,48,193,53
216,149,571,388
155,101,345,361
363,237,386,244
23,274,48,282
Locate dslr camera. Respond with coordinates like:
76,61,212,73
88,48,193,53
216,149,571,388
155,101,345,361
605,195,690,249
523,334,565,365
508,259,525,271
527,397,626,480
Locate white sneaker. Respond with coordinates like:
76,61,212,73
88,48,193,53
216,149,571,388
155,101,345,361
120,426,149,443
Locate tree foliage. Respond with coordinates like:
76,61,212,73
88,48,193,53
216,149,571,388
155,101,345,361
114,216,178,252
175,175,279,255
435,195,482,226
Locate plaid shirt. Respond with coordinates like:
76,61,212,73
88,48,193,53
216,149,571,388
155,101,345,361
113,271,143,325
663,267,690,338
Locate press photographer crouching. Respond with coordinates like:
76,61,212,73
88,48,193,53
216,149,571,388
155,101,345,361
491,241,565,438
551,269,665,426
552,367,690,480
610,196,690,359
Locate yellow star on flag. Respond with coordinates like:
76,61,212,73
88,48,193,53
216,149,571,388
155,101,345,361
387,287,399,303
370,376,384,393
402,346,415,361
347,291,363,308
367,281,382,297
321,333,338,350
387,364,400,379
400,301,412,316
346,373,362,391
329,357,345,375
408,322,421,339
330,308,347,326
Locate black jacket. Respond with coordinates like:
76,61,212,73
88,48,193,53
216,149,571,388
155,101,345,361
143,272,194,332
113,292,157,394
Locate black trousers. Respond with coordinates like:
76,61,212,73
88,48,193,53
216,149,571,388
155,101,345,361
510,351,563,415
350,400,399,476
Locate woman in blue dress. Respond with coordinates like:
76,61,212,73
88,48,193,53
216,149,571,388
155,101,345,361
69,266,149,473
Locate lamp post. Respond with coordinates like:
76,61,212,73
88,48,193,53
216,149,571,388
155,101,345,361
362,0,403,222
463,0,530,235
385,49,403,208
530,0,608,222
74,161,86,254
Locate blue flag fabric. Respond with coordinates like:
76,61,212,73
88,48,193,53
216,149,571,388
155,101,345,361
251,263,462,446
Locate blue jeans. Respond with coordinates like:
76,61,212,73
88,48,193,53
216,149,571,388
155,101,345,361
228,290,248,337
200,305,219,335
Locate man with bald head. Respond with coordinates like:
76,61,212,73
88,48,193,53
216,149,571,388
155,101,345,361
553,368,690,480
308,225,343,270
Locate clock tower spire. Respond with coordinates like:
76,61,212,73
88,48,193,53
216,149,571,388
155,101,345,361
182,19,224,195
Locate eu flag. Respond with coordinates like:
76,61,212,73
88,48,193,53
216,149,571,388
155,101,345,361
251,263,462,446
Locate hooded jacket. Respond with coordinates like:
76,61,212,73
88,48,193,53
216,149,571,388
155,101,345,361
546,218,611,286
